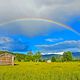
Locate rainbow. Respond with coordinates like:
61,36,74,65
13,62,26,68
0,18,79,35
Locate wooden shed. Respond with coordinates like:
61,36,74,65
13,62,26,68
0,53,15,65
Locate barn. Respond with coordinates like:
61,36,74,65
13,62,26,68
0,53,15,65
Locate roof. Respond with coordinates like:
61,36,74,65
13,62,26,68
0,53,15,57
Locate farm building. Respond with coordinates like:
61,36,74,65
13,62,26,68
47,60,51,63
0,53,15,65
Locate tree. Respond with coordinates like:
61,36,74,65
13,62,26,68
51,56,56,62
26,51,33,61
33,51,42,62
62,51,73,61
15,53,26,62
27,51,33,56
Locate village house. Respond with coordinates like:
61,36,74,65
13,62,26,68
0,53,15,65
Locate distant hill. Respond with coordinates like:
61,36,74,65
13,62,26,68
42,52,80,59
72,52,80,58
42,54,61,59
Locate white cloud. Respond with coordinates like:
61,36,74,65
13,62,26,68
0,36,29,52
36,40,80,52
45,38,63,42
42,52,64,55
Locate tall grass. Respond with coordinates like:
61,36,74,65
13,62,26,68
0,62,80,80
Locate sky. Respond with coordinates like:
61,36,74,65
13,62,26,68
0,0,80,54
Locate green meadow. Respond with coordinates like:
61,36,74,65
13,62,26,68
0,62,80,80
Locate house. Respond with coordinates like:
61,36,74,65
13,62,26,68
0,53,15,65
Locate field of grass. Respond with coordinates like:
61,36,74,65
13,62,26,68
0,62,80,80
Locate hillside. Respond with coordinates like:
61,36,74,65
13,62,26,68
42,52,80,59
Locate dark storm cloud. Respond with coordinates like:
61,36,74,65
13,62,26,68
0,0,79,23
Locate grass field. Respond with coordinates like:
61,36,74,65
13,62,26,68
0,62,80,80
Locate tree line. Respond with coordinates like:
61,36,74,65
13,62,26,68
0,51,79,62
15,51,42,62
14,51,80,62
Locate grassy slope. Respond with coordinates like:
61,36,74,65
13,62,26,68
0,62,80,80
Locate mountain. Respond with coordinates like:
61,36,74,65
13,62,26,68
72,52,80,58
42,52,80,59
42,54,61,59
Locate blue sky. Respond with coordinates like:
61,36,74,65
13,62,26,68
0,0,80,54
